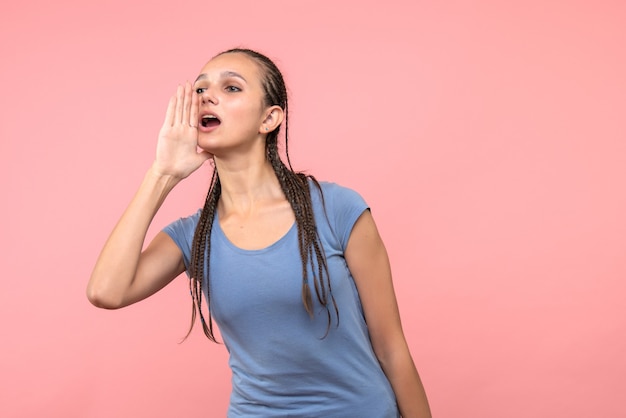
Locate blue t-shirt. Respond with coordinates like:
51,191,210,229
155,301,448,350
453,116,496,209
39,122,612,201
164,181,399,417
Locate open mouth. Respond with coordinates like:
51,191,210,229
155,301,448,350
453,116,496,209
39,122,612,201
200,114,221,128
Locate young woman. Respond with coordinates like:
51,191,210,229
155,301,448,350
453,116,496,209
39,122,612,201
88,48,431,418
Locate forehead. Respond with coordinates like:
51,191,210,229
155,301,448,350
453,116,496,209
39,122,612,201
198,53,263,83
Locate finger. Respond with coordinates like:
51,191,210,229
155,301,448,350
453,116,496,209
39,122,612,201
182,81,191,126
162,94,176,127
174,84,184,125
190,89,199,128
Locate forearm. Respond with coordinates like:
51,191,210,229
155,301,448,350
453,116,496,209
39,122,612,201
377,340,432,418
87,166,181,308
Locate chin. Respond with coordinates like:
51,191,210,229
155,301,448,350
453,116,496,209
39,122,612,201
197,136,219,152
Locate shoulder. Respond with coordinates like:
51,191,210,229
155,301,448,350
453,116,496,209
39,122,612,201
162,209,203,241
311,180,367,207
310,179,369,249
317,180,357,195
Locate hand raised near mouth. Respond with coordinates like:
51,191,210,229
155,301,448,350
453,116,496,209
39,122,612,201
153,81,212,180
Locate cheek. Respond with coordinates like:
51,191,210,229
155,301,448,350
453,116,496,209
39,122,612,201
229,100,264,126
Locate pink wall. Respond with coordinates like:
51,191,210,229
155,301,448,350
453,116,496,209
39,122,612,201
1,0,625,416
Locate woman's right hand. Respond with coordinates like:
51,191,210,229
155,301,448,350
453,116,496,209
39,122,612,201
88,82,206,310
153,81,212,180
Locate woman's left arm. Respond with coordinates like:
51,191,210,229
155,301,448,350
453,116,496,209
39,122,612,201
345,209,432,418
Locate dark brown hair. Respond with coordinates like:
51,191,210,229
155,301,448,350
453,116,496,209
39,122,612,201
185,48,337,342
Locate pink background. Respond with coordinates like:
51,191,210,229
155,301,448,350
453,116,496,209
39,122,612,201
1,0,625,417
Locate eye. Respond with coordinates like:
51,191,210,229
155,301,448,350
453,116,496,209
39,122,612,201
225,85,241,92
195,87,206,94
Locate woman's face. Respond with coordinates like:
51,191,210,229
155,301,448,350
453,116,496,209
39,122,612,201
193,53,268,155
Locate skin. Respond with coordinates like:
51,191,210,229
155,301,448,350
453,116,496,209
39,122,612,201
87,52,431,417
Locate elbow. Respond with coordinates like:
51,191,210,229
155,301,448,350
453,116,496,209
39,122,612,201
371,333,411,370
86,280,124,310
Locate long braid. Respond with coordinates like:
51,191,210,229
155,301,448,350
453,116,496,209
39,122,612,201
267,143,339,332
186,48,338,342
186,169,221,342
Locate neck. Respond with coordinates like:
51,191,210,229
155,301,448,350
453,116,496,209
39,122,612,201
213,150,283,215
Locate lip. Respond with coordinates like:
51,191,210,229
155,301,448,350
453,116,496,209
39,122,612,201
198,111,221,133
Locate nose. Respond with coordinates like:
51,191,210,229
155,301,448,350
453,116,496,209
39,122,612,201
200,88,218,105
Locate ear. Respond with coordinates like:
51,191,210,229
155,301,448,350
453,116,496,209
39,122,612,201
259,105,284,134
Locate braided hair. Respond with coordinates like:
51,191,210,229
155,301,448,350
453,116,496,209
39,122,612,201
185,48,337,342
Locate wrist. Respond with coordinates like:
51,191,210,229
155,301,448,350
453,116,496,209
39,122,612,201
145,164,183,191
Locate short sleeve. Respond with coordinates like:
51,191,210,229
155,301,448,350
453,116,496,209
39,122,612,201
320,182,369,250
162,209,202,277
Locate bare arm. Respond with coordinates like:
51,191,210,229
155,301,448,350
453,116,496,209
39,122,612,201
345,210,432,418
87,170,185,308
87,82,211,309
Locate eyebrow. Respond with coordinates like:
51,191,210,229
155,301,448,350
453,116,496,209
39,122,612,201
194,71,247,83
